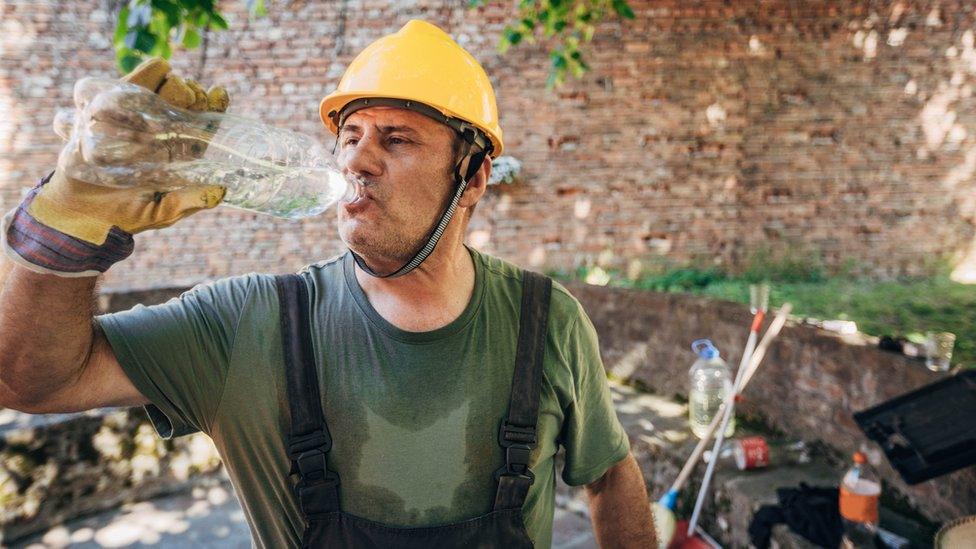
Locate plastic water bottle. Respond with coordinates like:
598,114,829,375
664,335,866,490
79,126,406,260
688,339,735,439
839,451,881,548
702,436,811,471
53,77,353,219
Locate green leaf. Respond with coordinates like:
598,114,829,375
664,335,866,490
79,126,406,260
115,7,130,41
551,51,567,70
152,39,172,59
156,0,182,27
125,29,157,53
119,51,144,74
209,11,229,30
505,28,522,46
546,68,566,90
127,3,152,27
582,23,595,42
612,0,636,19
182,27,202,48
246,0,267,17
149,11,172,38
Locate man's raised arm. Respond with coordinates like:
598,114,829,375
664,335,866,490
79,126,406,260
0,57,231,414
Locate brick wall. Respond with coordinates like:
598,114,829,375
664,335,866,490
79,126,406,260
3,0,976,290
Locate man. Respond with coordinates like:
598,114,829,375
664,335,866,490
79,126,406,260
0,20,655,548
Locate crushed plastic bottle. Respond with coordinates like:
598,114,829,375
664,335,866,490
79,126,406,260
53,77,353,219
688,339,735,439
702,436,811,471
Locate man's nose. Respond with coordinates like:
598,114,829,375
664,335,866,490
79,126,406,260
339,135,384,179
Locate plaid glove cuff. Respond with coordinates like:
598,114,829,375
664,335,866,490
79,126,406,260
2,171,134,277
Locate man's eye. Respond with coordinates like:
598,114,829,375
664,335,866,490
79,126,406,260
388,137,409,145
342,137,359,146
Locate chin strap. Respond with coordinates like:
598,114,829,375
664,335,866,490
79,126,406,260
351,131,490,279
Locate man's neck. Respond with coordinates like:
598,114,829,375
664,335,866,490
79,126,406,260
353,233,476,332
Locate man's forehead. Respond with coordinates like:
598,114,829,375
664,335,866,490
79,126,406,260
340,106,451,138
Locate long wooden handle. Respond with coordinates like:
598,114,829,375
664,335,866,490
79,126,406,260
671,311,762,493
687,303,792,534
740,302,792,390
671,403,726,492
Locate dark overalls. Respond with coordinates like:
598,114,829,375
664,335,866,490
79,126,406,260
274,270,553,548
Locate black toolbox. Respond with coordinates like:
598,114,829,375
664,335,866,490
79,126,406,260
854,370,976,484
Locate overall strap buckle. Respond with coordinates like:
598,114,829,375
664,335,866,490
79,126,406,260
291,447,340,518
289,429,332,457
493,421,536,483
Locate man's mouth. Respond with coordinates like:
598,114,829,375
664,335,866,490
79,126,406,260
343,187,375,214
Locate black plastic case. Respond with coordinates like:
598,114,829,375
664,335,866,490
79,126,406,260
854,370,976,484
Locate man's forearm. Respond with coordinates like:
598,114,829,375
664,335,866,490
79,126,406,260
586,453,657,548
0,253,100,409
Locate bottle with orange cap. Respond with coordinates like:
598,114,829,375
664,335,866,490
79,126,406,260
839,451,882,548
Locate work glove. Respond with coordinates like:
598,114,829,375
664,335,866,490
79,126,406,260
2,57,230,277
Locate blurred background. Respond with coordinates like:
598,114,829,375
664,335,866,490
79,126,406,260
2,1,976,547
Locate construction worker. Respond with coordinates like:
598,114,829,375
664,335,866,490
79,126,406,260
0,20,655,548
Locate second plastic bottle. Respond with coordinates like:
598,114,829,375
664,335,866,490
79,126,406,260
688,339,735,439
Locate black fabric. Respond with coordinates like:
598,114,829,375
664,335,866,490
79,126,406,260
275,274,340,519
301,509,531,549
748,483,844,549
494,271,551,511
274,269,552,548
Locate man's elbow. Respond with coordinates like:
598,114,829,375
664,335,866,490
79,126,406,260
0,362,56,414
0,386,46,414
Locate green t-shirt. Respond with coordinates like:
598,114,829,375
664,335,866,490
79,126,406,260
96,247,629,548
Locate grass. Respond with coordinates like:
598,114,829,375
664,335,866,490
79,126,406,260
551,264,976,369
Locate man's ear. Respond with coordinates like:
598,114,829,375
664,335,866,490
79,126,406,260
459,155,491,209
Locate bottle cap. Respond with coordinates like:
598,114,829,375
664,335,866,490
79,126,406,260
853,451,867,464
691,339,720,359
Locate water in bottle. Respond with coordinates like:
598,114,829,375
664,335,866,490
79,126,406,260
688,339,735,439
840,451,881,548
53,77,354,219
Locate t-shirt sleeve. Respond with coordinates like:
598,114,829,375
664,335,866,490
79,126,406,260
95,274,257,439
558,304,631,486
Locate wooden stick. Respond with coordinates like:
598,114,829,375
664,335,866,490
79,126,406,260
687,303,792,534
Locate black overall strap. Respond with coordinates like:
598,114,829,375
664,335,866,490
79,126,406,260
494,270,553,511
275,273,340,520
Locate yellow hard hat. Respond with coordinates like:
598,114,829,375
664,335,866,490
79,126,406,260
320,20,504,157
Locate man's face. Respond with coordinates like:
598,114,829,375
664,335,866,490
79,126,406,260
336,106,459,267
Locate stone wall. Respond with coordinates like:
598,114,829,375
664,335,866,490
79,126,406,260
566,280,975,524
3,1,976,291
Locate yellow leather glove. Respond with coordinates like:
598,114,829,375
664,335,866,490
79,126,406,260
3,57,230,276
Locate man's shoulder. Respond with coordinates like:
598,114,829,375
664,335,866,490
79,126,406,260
175,252,345,311
473,248,583,324
301,252,346,275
